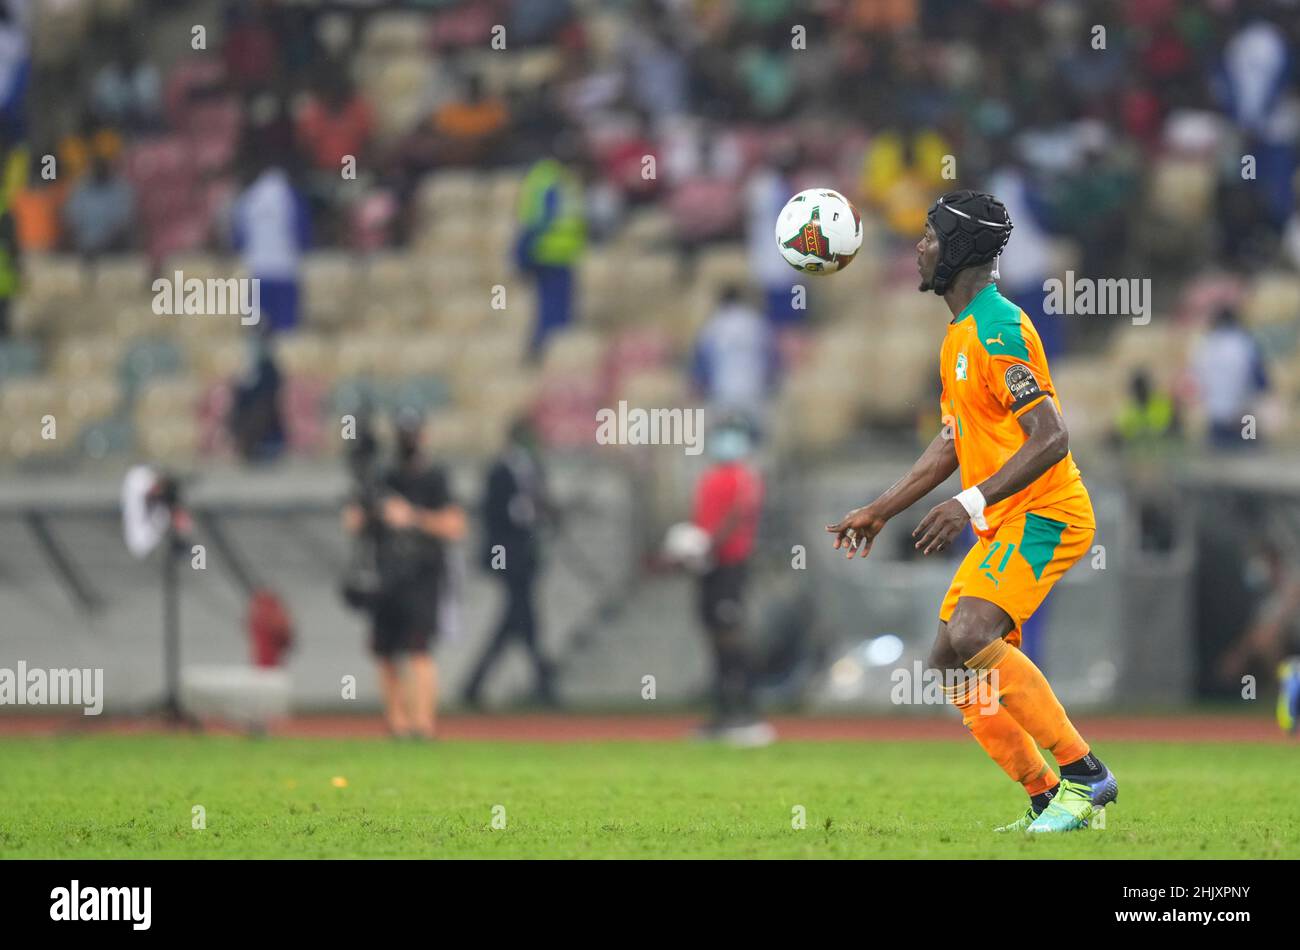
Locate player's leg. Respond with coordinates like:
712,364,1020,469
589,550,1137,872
931,617,1059,829
949,518,1117,830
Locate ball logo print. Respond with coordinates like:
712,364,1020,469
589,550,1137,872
775,189,863,275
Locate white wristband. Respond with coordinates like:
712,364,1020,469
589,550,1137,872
953,487,989,531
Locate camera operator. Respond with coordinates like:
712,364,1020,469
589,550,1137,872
343,410,466,739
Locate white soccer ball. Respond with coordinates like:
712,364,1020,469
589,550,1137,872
774,188,863,275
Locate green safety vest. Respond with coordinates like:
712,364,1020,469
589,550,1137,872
1116,395,1175,442
517,159,585,266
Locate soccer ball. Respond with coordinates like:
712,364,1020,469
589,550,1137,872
774,188,863,275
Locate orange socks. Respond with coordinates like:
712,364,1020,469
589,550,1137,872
943,673,1056,795
964,638,1091,767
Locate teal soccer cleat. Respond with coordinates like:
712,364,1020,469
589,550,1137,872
1026,768,1119,833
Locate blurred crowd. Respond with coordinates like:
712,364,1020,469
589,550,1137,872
0,0,1298,468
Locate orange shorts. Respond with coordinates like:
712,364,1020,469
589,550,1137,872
939,511,1094,646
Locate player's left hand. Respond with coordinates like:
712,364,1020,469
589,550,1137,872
912,499,968,555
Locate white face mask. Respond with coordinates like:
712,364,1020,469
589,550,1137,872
710,429,751,461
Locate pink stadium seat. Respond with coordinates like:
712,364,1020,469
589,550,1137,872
604,327,672,393
187,98,243,172
282,376,329,453
163,58,227,128
668,178,742,241
125,137,195,187
430,2,495,49
532,376,603,449
197,381,234,457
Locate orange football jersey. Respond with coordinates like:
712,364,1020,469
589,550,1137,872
938,283,1095,538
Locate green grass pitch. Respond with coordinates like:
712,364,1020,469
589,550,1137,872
0,736,1295,858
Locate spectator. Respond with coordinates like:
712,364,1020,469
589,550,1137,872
0,196,17,336
62,155,133,258
0,2,28,138
1216,11,1297,230
745,144,801,328
515,135,586,359
692,284,776,418
229,336,285,463
296,70,373,173
689,413,771,745
859,116,952,240
986,152,1061,357
89,40,162,131
1192,308,1270,450
433,74,509,167
463,418,557,709
1112,368,1181,449
231,155,309,332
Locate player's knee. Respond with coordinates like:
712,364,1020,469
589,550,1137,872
945,613,999,664
927,626,961,672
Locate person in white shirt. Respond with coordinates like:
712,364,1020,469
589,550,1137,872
231,159,309,332
1192,307,1270,449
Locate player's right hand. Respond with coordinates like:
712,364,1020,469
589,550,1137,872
826,506,887,559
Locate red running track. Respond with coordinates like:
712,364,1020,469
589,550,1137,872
0,713,1290,743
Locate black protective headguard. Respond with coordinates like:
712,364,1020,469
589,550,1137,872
924,190,1014,295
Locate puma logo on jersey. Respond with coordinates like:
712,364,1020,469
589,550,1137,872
985,333,1005,347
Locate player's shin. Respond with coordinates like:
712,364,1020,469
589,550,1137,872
964,638,1090,766
942,675,1056,795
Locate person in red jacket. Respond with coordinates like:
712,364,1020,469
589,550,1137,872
690,414,772,745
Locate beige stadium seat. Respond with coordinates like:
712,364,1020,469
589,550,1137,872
1242,272,1300,327
417,170,490,221
137,418,200,464
613,367,685,409
435,290,497,336
136,378,202,422
1148,157,1214,227
622,208,674,245
487,172,521,217
334,331,405,377
302,253,361,329
23,254,86,312
3,422,64,461
459,328,527,374
395,334,456,376
540,327,606,378
64,376,121,425
1052,359,1121,444
626,253,679,301
53,334,124,379
1111,323,1185,391
364,252,426,303
187,338,247,382
0,376,65,421
108,296,161,340
160,252,237,283
464,371,540,417
362,12,432,55
693,247,750,296
89,255,150,302
275,332,338,378
424,408,489,458
774,371,858,451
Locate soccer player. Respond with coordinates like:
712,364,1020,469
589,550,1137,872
826,190,1118,832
